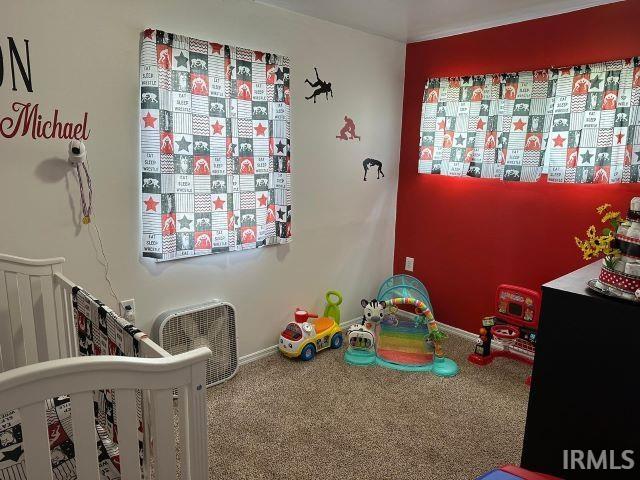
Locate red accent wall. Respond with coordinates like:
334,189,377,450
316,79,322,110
395,1,640,333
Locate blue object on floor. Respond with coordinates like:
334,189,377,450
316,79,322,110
476,471,523,480
344,348,376,366
431,355,460,377
476,466,561,480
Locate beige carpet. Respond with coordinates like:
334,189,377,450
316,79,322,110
205,334,530,480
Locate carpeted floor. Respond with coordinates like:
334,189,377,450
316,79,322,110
205,333,531,480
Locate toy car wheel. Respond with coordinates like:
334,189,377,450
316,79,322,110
330,332,343,349
300,343,316,361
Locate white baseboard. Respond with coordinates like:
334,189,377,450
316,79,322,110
238,344,280,366
340,316,363,329
394,310,477,343
238,315,480,367
435,322,478,343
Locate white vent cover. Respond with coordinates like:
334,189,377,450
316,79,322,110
152,301,238,388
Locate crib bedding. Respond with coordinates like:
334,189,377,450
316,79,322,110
0,397,121,480
0,287,147,480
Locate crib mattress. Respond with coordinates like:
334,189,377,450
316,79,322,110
0,396,122,480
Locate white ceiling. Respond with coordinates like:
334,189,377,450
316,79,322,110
255,0,620,43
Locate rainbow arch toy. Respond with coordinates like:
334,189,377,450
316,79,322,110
345,275,459,377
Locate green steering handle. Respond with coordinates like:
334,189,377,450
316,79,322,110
325,290,343,306
323,290,343,324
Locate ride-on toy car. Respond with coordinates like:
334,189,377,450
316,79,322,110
279,308,343,360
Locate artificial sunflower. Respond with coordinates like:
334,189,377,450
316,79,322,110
575,203,626,266
601,210,622,225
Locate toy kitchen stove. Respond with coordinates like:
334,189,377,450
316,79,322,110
468,284,541,385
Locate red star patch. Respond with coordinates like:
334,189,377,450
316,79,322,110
142,112,157,128
552,134,565,147
210,42,223,55
615,131,625,144
254,51,265,61
254,123,267,136
477,118,486,130
213,196,226,210
143,28,154,39
211,120,224,135
144,196,159,212
513,118,526,131
258,194,268,206
437,119,446,130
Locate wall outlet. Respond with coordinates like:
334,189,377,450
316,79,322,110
120,299,135,321
405,257,414,272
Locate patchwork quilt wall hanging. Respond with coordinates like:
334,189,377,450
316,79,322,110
418,57,640,183
545,59,639,184
140,29,291,260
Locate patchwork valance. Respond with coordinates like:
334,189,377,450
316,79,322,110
418,58,640,184
140,29,291,261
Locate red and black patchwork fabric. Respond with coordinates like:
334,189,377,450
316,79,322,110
419,75,500,178
140,29,292,260
419,72,554,182
74,288,145,478
546,58,640,183
419,57,640,184
0,397,123,480
1,397,80,480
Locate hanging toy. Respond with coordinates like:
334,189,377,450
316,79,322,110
68,140,93,224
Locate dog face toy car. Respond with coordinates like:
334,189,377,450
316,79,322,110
279,308,343,361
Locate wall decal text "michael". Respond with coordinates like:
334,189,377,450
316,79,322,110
1,102,90,140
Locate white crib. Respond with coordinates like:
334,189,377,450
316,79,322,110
0,254,211,480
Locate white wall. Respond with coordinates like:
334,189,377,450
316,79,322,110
0,0,405,356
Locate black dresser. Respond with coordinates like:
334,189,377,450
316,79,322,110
521,261,640,478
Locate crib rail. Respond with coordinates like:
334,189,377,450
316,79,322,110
0,254,70,372
1,254,173,373
0,347,211,480
1,254,210,479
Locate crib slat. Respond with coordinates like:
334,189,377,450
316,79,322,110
177,386,189,478
59,285,71,356
151,389,177,480
71,392,100,480
176,363,208,480
184,361,208,480
60,286,75,357
40,275,61,361
141,390,154,477
64,287,79,357
17,273,38,364
53,278,69,358
115,389,142,480
0,271,15,371
29,276,47,362
21,401,54,480
6,272,26,367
